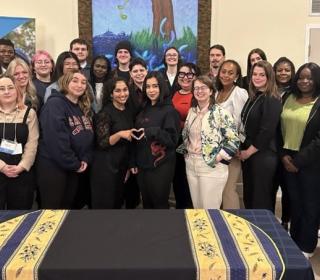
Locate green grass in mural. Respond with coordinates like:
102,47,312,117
131,26,196,51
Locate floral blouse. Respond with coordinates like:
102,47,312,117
177,104,240,167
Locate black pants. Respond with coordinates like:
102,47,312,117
137,158,175,209
242,150,278,211
0,171,34,210
172,153,193,209
90,153,126,209
272,163,290,223
124,174,141,209
284,160,320,253
36,156,79,209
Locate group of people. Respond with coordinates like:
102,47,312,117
0,37,320,258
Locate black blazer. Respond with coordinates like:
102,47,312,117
241,92,282,152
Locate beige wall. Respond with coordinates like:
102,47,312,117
211,0,320,73
1,0,78,60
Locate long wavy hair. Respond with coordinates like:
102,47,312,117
58,70,92,117
6,58,39,110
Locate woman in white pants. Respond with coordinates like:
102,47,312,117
177,76,240,209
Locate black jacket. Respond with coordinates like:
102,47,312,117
281,94,320,170
241,92,282,152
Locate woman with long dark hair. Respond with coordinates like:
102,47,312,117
131,71,180,209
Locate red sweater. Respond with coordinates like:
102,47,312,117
172,91,193,128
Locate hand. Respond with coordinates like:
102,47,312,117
119,130,132,141
282,155,298,173
8,165,25,176
130,167,138,174
215,154,222,163
1,165,21,178
238,149,251,161
131,128,145,140
77,161,88,173
124,169,131,183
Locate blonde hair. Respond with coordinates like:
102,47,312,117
6,58,39,110
0,74,25,110
58,70,92,117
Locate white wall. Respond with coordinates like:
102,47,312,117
211,0,320,73
1,0,78,60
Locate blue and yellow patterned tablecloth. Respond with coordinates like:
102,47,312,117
0,209,313,280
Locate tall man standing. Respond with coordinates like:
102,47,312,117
208,44,225,85
70,38,91,79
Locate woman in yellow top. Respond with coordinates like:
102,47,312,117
280,62,320,259
0,75,39,209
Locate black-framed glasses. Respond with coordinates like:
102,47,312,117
178,72,195,79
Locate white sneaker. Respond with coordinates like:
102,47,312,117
302,251,314,259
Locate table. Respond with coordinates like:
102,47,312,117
0,209,314,280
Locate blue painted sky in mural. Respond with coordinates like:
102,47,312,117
0,17,30,38
92,0,197,37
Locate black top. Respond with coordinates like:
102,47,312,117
132,98,180,169
93,102,134,172
38,90,94,171
0,107,31,166
111,68,130,82
33,77,51,111
241,92,282,152
126,83,144,117
160,69,180,97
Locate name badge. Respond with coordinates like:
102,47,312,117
0,139,17,154
12,143,23,155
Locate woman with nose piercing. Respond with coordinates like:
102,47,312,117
239,61,282,211
91,77,134,209
215,60,248,209
279,63,320,258
6,58,39,111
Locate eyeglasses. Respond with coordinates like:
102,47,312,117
194,85,209,92
35,60,51,65
178,72,195,79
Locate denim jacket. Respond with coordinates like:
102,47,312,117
177,104,240,167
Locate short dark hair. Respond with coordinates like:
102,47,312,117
129,57,147,71
215,59,243,91
178,62,201,77
0,39,14,49
209,44,225,56
142,71,170,106
69,38,89,50
292,62,320,99
273,57,295,87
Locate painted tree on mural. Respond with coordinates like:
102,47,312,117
151,0,176,40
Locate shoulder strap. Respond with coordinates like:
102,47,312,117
22,106,32,124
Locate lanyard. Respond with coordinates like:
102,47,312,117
241,94,262,131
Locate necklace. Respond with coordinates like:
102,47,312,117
216,85,235,104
